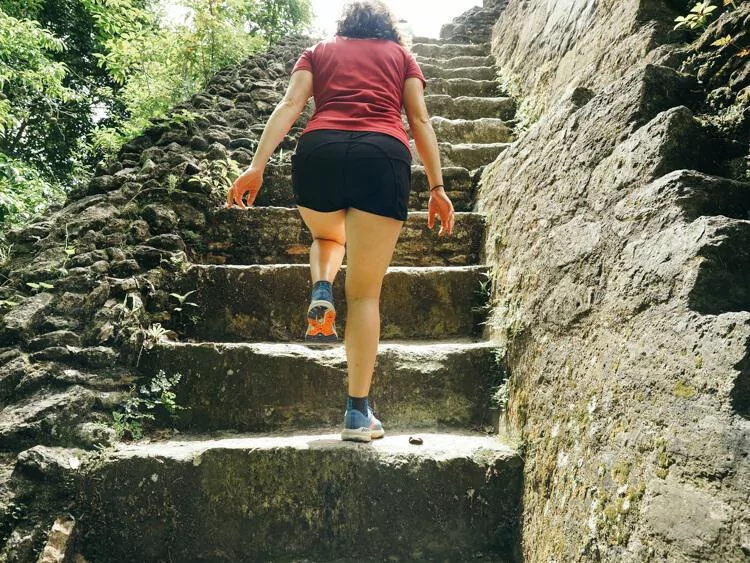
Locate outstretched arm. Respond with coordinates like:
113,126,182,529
403,77,454,236
227,69,313,208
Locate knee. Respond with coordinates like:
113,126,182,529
314,236,346,247
345,281,382,303
346,294,381,306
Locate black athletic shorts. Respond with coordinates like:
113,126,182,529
291,129,412,221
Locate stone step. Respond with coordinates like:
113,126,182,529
178,264,488,342
411,35,443,44
140,340,501,432
410,165,474,211
420,63,496,81
412,42,491,58
425,94,516,120
410,140,511,169
429,116,514,144
199,209,485,267
416,54,495,69
439,6,504,45
76,432,522,561
427,77,501,97
258,165,475,211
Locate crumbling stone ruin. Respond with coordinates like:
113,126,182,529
0,0,748,561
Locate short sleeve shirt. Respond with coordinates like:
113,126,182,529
292,37,426,149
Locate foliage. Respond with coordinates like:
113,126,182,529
26,281,54,291
245,0,313,45
674,1,718,30
491,381,510,411
0,10,72,127
141,322,174,350
0,1,119,182
111,369,183,440
169,290,197,312
711,34,733,47
0,0,311,235
673,0,742,31
0,153,65,227
0,240,10,266
0,9,74,229
90,0,311,156
196,155,241,195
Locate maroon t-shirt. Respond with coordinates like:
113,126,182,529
292,36,427,149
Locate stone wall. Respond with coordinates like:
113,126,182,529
0,37,312,558
481,1,750,561
0,0,748,559
438,0,508,44
491,0,680,117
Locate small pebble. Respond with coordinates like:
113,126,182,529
408,436,423,445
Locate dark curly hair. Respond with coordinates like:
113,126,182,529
335,1,404,45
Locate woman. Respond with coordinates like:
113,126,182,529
227,0,455,442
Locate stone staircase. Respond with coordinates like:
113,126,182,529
74,38,523,561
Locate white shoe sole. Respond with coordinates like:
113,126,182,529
341,427,385,442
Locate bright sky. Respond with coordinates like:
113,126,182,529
163,1,482,40
310,1,482,39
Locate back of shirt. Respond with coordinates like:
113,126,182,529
292,37,426,149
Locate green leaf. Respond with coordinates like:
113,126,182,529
711,35,733,47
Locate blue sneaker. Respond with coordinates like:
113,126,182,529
341,406,385,442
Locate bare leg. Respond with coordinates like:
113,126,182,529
344,209,403,397
297,206,346,284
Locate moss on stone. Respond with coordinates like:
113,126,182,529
611,461,631,485
673,380,697,399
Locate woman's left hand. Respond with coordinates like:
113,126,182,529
227,166,263,208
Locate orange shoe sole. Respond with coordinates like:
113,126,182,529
305,301,338,344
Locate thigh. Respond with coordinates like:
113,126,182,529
298,206,347,245
344,208,403,298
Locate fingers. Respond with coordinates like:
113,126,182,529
236,194,247,209
245,188,259,207
428,210,435,229
437,208,455,237
438,213,453,236
227,179,254,209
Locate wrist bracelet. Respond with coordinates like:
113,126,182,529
430,184,444,191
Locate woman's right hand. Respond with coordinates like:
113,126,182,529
428,187,455,236
227,165,263,209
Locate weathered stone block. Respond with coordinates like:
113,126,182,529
641,479,732,560
141,204,178,234
412,42,491,57
420,63,496,81
76,434,522,561
411,165,474,211
28,331,81,352
416,54,495,69
689,217,750,314
410,140,510,170
37,514,76,563
141,340,502,431
429,116,513,144
426,77,500,97
0,293,55,345
200,208,485,267
425,94,516,120
0,386,97,449
183,264,487,341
